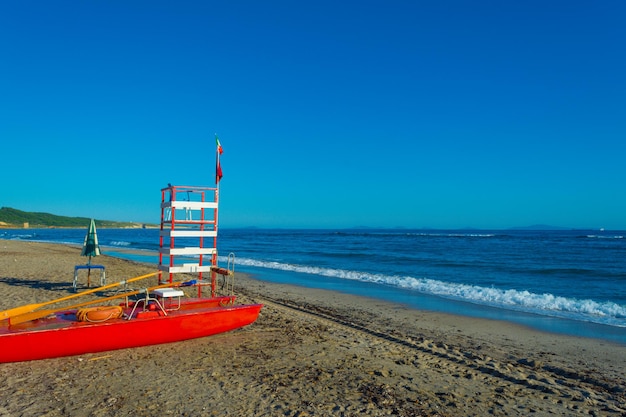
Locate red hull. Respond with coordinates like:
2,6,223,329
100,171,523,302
0,298,262,363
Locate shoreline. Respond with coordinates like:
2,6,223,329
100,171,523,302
102,244,626,345
1,240,625,416
237,264,626,345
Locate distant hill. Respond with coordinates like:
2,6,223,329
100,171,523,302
508,224,572,231
0,207,149,228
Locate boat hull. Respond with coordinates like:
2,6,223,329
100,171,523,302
0,298,262,363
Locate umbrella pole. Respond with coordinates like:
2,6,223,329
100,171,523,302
87,256,92,288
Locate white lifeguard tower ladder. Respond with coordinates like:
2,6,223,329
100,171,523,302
158,185,223,297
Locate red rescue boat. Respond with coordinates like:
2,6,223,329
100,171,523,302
0,296,262,363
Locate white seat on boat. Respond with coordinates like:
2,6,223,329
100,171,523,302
153,288,184,298
153,288,184,310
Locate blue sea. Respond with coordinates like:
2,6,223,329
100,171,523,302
2,227,625,344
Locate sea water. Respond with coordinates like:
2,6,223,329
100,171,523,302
2,227,625,344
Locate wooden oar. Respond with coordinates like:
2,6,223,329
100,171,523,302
0,271,160,321
9,280,196,325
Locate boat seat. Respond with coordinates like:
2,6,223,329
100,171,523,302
153,288,184,310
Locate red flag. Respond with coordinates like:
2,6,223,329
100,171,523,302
216,159,223,183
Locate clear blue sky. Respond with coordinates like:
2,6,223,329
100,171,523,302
1,1,624,229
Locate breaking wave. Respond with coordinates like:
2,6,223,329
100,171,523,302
233,257,626,327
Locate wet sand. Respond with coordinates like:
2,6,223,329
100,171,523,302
0,240,624,416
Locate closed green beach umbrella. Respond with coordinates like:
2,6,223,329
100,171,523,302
81,219,101,287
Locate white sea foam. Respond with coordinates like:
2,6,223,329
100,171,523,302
233,257,626,327
110,240,131,247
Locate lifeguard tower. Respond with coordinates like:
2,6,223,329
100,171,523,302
157,185,233,297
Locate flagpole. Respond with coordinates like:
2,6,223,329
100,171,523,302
215,133,223,187
213,134,222,297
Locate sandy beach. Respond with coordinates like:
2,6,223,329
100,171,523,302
0,240,624,416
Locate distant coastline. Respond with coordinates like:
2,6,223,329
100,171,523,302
0,223,155,229
507,224,573,231
0,207,157,229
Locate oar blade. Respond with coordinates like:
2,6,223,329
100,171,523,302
0,304,42,321
9,309,57,326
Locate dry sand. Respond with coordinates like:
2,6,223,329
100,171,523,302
0,240,624,416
